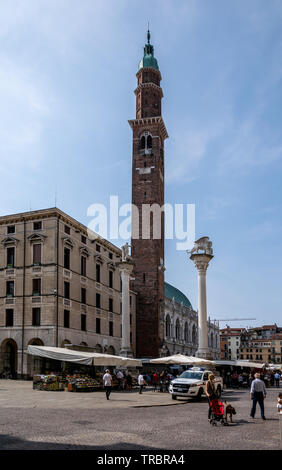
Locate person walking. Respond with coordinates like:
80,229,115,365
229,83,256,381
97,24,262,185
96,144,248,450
126,372,132,391
274,371,280,388
250,372,267,420
152,371,159,392
205,373,217,420
103,369,112,400
138,372,146,394
116,370,124,390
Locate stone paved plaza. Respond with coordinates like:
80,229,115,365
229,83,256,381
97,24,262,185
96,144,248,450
0,380,281,450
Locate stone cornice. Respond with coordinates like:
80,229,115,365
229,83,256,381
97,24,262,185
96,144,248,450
1,236,20,247
128,116,168,140
136,67,162,81
134,82,163,98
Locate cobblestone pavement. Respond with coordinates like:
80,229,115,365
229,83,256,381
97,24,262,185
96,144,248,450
0,380,281,450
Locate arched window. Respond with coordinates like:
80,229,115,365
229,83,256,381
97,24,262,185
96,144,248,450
184,322,189,342
211,333,214,349
175,319,180,340
139,132,152,154
192,325,196,344
165,315,171,338
140,135,145,150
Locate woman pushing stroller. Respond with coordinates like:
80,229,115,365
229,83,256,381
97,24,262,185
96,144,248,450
205,373,216,420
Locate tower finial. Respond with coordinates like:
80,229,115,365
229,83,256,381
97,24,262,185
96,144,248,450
147,23,150,44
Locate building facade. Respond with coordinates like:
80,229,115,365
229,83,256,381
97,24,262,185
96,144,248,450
271,334,282,363
0,208,137,378
220,327,245,360
163,282,220,359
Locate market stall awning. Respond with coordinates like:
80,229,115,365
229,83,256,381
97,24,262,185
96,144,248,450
27,346,142,367
215,360,265,369
150,354,215,366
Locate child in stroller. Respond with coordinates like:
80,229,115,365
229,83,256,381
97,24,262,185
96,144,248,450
209,397,228,426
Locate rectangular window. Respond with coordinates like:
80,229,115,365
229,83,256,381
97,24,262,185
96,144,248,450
33,244,41,265
96,244,100,252
81,287,86,305
32,308,41,326
6,309,13,327
33,221,42,231
109,271,113,288
96,293,101,309
64,225,70,235
32,278,41,296
6,281,14,297
81,256,86,276
7,247,15,267
64,281,70,299
109,298,113,312
81,235,86,244
64,310,70,328
130,332,132,344
109,321,113,337
64,247,70,269
130,313,132,325
96,264,100,283
81,314,86,331
109,252,113,260
7,225,15,234
96,318,101,334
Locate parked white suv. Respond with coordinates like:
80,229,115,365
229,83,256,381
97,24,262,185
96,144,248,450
169,368,223,400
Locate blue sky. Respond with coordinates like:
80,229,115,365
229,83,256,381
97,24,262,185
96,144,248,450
1,0,282,328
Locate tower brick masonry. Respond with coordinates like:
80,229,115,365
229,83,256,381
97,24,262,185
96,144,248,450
129,32,168,358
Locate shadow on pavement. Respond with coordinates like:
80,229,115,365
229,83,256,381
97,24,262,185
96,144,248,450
0,433,160,451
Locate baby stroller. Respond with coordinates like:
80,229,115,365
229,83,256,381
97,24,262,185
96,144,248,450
209,398,228,426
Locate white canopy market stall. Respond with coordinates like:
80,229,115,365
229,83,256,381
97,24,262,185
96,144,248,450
215,360,265,369
150,354,215,366
27,345,142,367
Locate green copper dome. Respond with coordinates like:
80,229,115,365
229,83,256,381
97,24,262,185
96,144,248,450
165,282,193,310
138,29,159,71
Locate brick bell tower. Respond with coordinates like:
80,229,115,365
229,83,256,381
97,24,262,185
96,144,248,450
129,30,168,358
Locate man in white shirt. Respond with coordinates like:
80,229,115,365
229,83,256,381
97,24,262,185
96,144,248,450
116,370,124,390
138,372,146,394
250,373,267,420
103,369,112,400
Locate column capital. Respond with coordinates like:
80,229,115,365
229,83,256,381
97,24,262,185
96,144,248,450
116,260,134,276
190,253,213,273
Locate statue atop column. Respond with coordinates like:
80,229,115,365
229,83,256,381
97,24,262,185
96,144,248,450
188,236,213,256
121,242,131,262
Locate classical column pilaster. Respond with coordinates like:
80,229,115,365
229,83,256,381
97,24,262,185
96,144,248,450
117,260,134,357
190,252,213,359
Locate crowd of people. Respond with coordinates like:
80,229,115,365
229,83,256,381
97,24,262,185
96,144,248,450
102,369,175,398
222,369,282,389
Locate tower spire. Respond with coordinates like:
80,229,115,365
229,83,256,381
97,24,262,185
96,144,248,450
147,23,150,44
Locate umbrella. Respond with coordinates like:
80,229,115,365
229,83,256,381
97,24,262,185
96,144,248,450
150,354,215,366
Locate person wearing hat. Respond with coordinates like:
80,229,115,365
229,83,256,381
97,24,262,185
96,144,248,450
103,369,112,400
205,373,216,420
250,372,267,420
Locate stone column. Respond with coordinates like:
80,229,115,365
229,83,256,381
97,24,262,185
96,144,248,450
190,253,213,359
117,260,134,357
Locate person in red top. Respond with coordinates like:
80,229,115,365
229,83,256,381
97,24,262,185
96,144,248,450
152,371,159,392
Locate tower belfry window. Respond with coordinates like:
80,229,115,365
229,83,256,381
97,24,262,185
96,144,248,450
139,132,152,155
